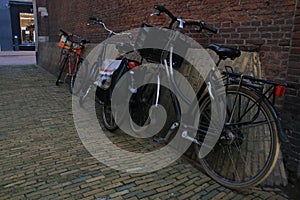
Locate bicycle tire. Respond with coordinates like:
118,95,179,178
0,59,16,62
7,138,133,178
55,56,68,86
101,104,118,131
196,85,280,189
70,74,76,94
79,62,98,106
70,60,83,94
129,84,156,133
73,59,86,95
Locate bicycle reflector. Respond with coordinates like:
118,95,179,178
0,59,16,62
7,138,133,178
128,61,139,69
275,86,286,97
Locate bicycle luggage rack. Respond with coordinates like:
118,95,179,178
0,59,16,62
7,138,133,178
222,66,286,105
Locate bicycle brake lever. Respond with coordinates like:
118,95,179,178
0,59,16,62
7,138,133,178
87,21,96,26
150,11,161,16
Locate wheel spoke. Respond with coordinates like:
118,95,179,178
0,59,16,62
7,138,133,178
198,85,279,189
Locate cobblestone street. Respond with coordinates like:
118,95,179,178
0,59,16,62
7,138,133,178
0,64,290,199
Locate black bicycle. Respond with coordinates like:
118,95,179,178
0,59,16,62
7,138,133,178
119,5,289,189
78,18,140,131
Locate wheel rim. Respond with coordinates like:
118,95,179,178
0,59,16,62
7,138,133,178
197,86,279,188
102,105,118,131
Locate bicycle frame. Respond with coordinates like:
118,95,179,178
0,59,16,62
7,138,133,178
56,29,89,94
151,38,288,146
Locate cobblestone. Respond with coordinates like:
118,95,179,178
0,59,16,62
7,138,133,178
0,65,290,199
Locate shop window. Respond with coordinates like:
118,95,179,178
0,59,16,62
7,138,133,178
20,12,35,44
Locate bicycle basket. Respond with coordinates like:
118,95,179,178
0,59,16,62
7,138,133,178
135,23,189,68
58,34,73,50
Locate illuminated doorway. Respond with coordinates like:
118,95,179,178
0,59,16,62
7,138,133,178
20,13,35,45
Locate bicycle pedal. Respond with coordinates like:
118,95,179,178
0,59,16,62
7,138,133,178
153,137,167,144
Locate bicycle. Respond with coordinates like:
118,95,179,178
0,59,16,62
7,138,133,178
56,29,89,94
114,5,288,189
78,18,139,131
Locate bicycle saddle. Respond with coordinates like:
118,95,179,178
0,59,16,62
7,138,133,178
207,43,241,60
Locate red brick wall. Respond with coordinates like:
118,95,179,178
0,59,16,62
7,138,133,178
43,0,296,82
37,0,299,178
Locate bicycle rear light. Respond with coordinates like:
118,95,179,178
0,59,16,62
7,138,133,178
128,61,139,69
275,86,286,97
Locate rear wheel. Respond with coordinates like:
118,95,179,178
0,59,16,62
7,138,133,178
196,85,280,189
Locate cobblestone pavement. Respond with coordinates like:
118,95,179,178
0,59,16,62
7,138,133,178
0,65,290,199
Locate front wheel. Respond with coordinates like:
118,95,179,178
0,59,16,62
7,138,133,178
101,104,118,131
196,85,280,189
79,62,99,106
70,59,84,94
56,56,68,86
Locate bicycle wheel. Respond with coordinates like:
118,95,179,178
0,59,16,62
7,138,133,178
55,55,68,86
196,85,280,189
101,103,118,131
129,84,156,133
79,62,98,106
70,59,84,94
73,59,86,95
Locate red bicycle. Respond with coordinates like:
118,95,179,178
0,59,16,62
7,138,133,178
55,29,89,94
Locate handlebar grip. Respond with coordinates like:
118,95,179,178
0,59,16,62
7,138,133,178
184,21,201,26
201,22,218,34
89,17,98,21
154,4,166,12
154,4,177,20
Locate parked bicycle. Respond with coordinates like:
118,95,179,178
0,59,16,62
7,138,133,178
95,5,288,189
56,29,89,94
79,5,288,189
78,18,140,131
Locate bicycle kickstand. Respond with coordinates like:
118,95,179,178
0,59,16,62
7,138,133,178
153,122,180,143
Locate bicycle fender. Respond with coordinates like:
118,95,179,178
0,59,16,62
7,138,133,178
249,87,290,143
228,84,289,143
263,99,289,143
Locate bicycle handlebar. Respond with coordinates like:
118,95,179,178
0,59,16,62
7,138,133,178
88,17,119,35
59,29,79,39
153,4,217,34
154,4,177,21
59,29,90,45
59,29,70,36
185,21,218,34
88,17,133,39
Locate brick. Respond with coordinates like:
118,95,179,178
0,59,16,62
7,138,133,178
86,175,105,183
72,176,92,183
156,184,175,193
103,182,123,190
116,183,136,191
109,190,129,198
